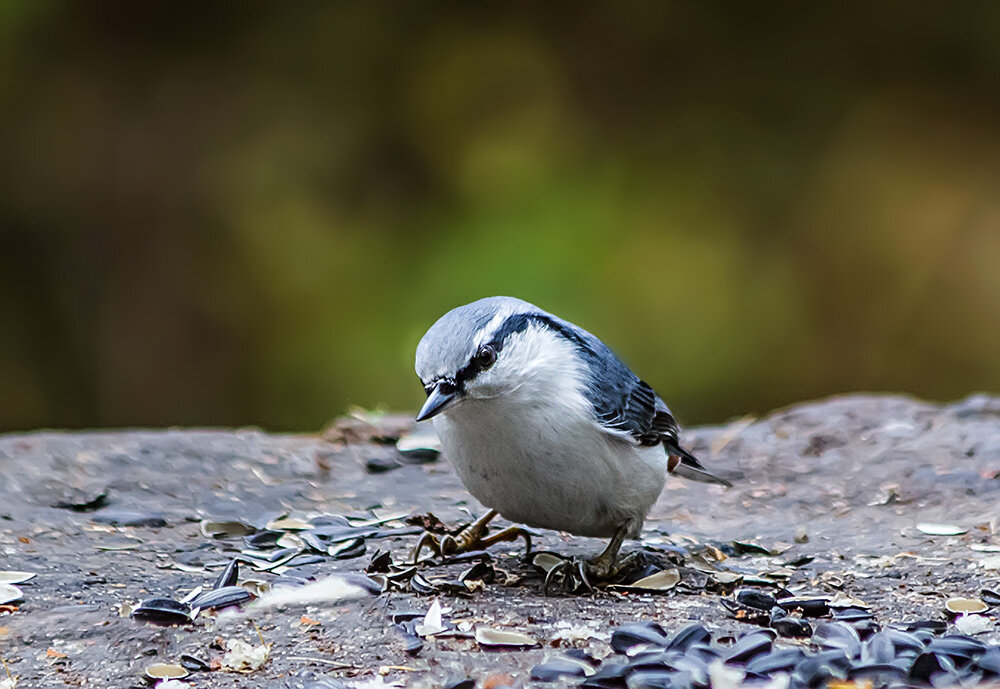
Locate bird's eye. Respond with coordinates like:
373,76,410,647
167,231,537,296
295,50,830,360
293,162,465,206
474,344,497,370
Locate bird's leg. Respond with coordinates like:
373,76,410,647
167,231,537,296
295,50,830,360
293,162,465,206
542,522,633,595
410,509,533,563
588,523,630,579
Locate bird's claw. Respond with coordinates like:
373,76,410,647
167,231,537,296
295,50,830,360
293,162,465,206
410,517,533,565
409,531,446,563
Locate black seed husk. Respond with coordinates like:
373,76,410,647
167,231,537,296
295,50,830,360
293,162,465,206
213,559,239,589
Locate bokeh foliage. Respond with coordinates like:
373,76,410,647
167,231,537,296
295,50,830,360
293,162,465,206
1,2,998,432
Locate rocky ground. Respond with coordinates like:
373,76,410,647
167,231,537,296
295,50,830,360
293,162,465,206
0,394,998,688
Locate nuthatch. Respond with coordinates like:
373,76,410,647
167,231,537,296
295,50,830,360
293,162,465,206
414,297,729,587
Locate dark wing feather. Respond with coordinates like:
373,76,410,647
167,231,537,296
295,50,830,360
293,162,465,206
593,378,664,446
541,315,678,447
540,314,730,486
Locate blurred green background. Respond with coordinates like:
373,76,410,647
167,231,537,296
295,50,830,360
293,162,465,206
1,2,998,433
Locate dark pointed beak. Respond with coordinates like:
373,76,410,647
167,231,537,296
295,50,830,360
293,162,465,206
416,381,458,422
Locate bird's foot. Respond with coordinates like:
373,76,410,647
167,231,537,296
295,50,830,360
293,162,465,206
535,551,640,595
410,510,533,564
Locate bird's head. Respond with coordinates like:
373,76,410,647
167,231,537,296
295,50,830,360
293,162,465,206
414,296,576,421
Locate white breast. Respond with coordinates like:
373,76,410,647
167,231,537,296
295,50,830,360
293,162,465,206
431,329,667,538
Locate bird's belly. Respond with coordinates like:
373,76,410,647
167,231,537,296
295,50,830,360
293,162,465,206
433,406,667,538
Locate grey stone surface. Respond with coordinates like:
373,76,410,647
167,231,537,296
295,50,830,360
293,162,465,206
0,394,997,687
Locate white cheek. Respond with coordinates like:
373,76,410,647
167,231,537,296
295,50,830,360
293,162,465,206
464,366,509,398
465,326,588,408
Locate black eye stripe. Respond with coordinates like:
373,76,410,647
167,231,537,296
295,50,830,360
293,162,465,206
453,344,498,386
432,312,579,391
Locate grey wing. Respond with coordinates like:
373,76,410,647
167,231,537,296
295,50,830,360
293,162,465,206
591,376,685,449
579,344,732,486
543,312,730,486
566,327,678,446
591,377,667,446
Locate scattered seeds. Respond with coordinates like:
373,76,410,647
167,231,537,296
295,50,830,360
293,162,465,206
779,554,815,567
610,622,670,655
724,629,775,664
609,568,680,593
736,588,778,612
770,616,812,638
179,654,210,671
732,541,775,556
532,552,565,573
551,621,610,644
396,428,442,462
366,455,402,473
829,592,871,609
414,599,446,637
711,571,744,585
459,561,495,585
243,548,304,572
328,538,366,559
276,532,305,549
243,530,282,549
130,598,192,626
144,663,188,682
530,657,591,680
265,517,313,531
475,626,538,649
188,585,253,611
213,559,239,590
366,549,393,574
409,573,438,595
916,523,967,536
200,520,256,539
0,573,34,585
945,598,988,615
0,585,23,605
776,597,831,617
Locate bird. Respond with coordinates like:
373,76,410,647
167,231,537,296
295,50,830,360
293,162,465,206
412,296,729,589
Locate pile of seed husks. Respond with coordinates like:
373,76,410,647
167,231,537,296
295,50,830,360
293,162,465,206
399,582,999,689
491,596,998,689
538,619,1000,688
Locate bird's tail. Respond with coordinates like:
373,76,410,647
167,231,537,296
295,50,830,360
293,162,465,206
665,440,732,487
